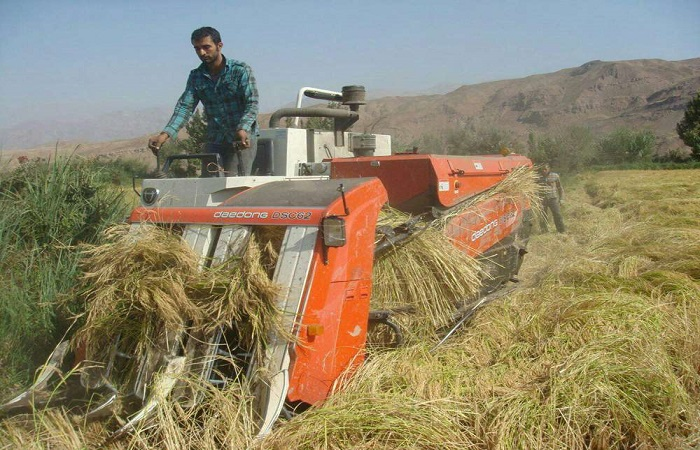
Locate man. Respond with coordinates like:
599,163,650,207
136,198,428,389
538,164,566,233
148,27,259,176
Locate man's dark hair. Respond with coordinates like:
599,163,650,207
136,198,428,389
191,27,221,44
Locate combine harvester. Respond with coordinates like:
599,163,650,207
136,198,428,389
1,86,534,439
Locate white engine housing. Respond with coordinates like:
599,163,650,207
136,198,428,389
140,128,391,208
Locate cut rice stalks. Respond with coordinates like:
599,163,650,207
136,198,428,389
371,165,541,342
70,224,286,370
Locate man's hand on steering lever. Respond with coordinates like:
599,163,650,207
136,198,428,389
236,129,250,148
148,132,170,156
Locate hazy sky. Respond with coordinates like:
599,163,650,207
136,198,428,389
1,0,698,129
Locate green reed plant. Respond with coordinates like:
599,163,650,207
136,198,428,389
0,154,132,394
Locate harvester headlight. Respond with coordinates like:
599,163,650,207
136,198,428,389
141,187,159,205
322,216,346,247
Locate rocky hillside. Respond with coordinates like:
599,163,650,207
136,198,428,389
349,58,700,151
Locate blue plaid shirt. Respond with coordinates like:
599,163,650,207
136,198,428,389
163,56,259,143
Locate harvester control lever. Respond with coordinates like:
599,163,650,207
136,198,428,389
337,183,350,216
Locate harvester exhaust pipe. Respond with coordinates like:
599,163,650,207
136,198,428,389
269,86,367,147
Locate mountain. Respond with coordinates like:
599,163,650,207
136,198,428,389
3,58,699,165
349,58,700,151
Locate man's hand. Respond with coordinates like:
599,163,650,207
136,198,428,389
236,129,251,148
148,132,169,156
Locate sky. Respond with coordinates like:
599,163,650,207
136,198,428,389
1,0,699,129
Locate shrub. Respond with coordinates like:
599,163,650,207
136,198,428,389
596,128,656,164
410,122,524,155
527,126,597,172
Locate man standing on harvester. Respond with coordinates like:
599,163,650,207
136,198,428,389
148,26,259,176
538,164,566,233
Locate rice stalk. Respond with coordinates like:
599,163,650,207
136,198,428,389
370,166,539,341
372,219,482,340
69,224,288,362
128,374,258,449
0,409,102,450
437,164,544,227
260,392,474,450
71,225,202,359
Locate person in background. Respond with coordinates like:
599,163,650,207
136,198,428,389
538,163,566,233
148,26,259,176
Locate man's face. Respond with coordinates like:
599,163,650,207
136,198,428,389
192,36,222,64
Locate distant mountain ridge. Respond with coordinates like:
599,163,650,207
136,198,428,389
3,58,698,159
350,58,700,152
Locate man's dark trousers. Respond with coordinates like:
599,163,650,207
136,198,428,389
541,197,565,233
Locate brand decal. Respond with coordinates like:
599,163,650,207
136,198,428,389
213,210,314,221
471,219,499,241
470,210,519,241
214,211,269,219
499,210,517,226
271,211,313,220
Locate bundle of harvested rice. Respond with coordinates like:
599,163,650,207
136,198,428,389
372,219,482,339
71,224,283,362
371,166,540,341
187,229,287,355
73,225,202,358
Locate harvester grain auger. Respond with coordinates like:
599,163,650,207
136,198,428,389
1,85,535,440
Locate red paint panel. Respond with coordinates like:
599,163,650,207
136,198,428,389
286,179,388,405
330,154,532,211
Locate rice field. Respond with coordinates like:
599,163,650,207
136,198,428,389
1,169,699,449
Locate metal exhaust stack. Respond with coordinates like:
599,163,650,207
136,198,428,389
268,85,367,147
340,85,366,111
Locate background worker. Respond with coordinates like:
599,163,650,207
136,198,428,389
148,26,259,176
538,163,566,233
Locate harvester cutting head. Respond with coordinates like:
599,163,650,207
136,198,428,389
1,85,537,442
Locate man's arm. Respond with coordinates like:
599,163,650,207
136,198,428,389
149,73,199,155
235,64,259,142
556,175,565,202
163,72,199,138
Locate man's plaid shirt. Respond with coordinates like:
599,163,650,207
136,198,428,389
163,56,259,144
